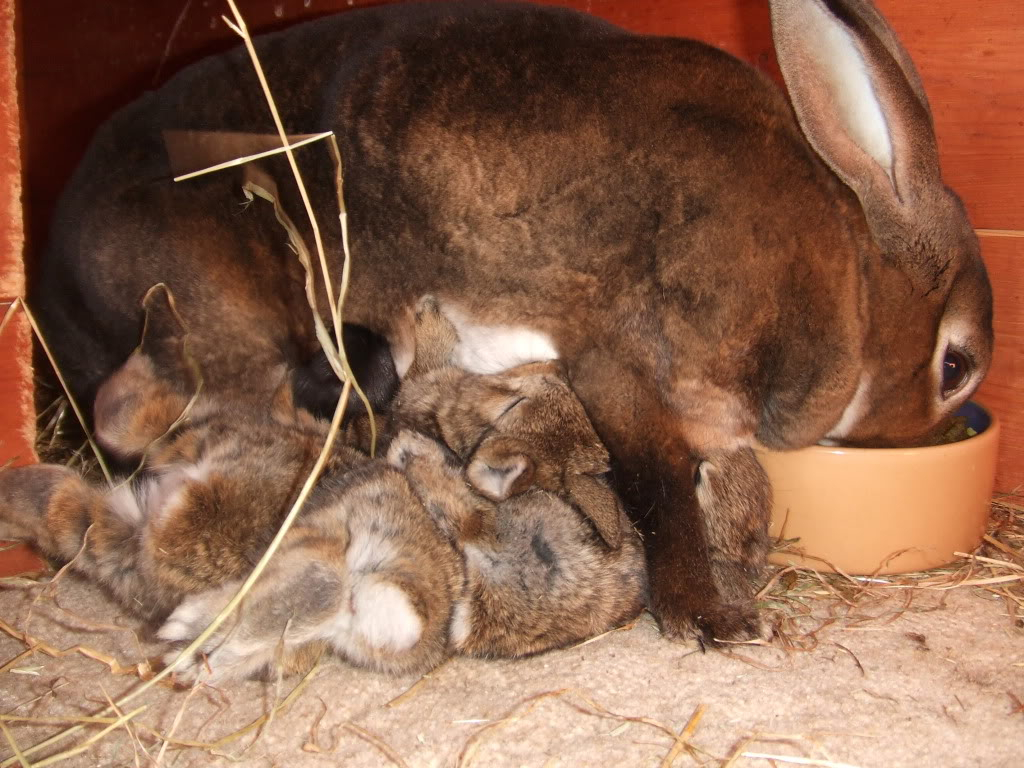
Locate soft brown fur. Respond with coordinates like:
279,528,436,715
695,448,772,619
31,1,993,644
395,302,626,549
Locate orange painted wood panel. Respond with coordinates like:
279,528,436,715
1,0,33,470
0,541,47,577
0,0,22,300
0,302,36,468
975,235,1024,493
874,1,1024,232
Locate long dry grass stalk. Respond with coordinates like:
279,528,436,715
0,722,28,768
0,619,153,680
659,704,706,768
739,754,860,768
456,688,702,768
220,0,376,451
221,3,338,334
13,300,114,488
1,659,318,759
0,300,19,339
23,707,147,768
173,131,335,181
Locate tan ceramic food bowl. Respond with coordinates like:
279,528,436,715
755,402,999,575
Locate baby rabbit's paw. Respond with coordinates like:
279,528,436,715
387,430,449,471
0,465,87,546
158,589,274,684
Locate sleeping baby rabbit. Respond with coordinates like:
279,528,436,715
391,299,648,657
1,286,463,680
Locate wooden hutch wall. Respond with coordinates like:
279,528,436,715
2,0,1022,489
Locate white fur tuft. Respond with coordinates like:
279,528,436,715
351,578,423,652
694,461,716,509
824,373,873,441
108,484,144,526
158,594,210,642
444,306,558,375
449,598,473,649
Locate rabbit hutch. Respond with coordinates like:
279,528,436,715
0,1,1022,764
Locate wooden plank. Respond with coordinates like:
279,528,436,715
975,235,1024,493
539,0,777,69
0,302,36,468
0,542,47,578
873,1,1024,232
0,0,22,299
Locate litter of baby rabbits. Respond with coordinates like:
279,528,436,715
0,499,1020,767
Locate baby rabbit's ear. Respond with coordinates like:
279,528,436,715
408,296,459,377
564,473,624,550
138,283,190,375
270,367,320,426
93,285,196,459
466,438,535,501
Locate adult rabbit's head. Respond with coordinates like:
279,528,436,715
770,0,992,447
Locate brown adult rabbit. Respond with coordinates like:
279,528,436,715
31,0,993,645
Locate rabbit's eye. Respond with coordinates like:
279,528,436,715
496,396,527,421
941,349,970,397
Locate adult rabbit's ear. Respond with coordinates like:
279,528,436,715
769,0,939,228
769,0,992,447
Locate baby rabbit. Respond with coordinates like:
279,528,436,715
693,448,771,628
390,300,648,656
0,287,463,681
395,301,627,551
